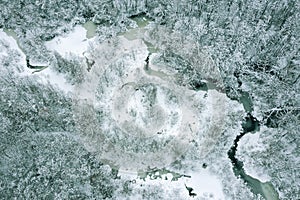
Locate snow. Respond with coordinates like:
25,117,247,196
75,35,205,170
0,30,17,54
118,169,138,179
237,128,271,182
118,168,225,200
73,26,241,173
0,29,31,74
2,25,243,200
45,26,92,57
186,169,225,200
37,67,74,94
74,35,149,104
43,23,249,200
0,29,74,94
27,60,48,66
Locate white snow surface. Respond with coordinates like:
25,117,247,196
45,25,91,57
36,67,74,94
187,170,225,200
118,168,225,200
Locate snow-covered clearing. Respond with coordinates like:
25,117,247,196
118,168,225,200
45,25,92,57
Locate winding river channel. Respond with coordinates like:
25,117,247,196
228,91,279,200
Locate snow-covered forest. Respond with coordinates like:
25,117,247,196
0,0,299,199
